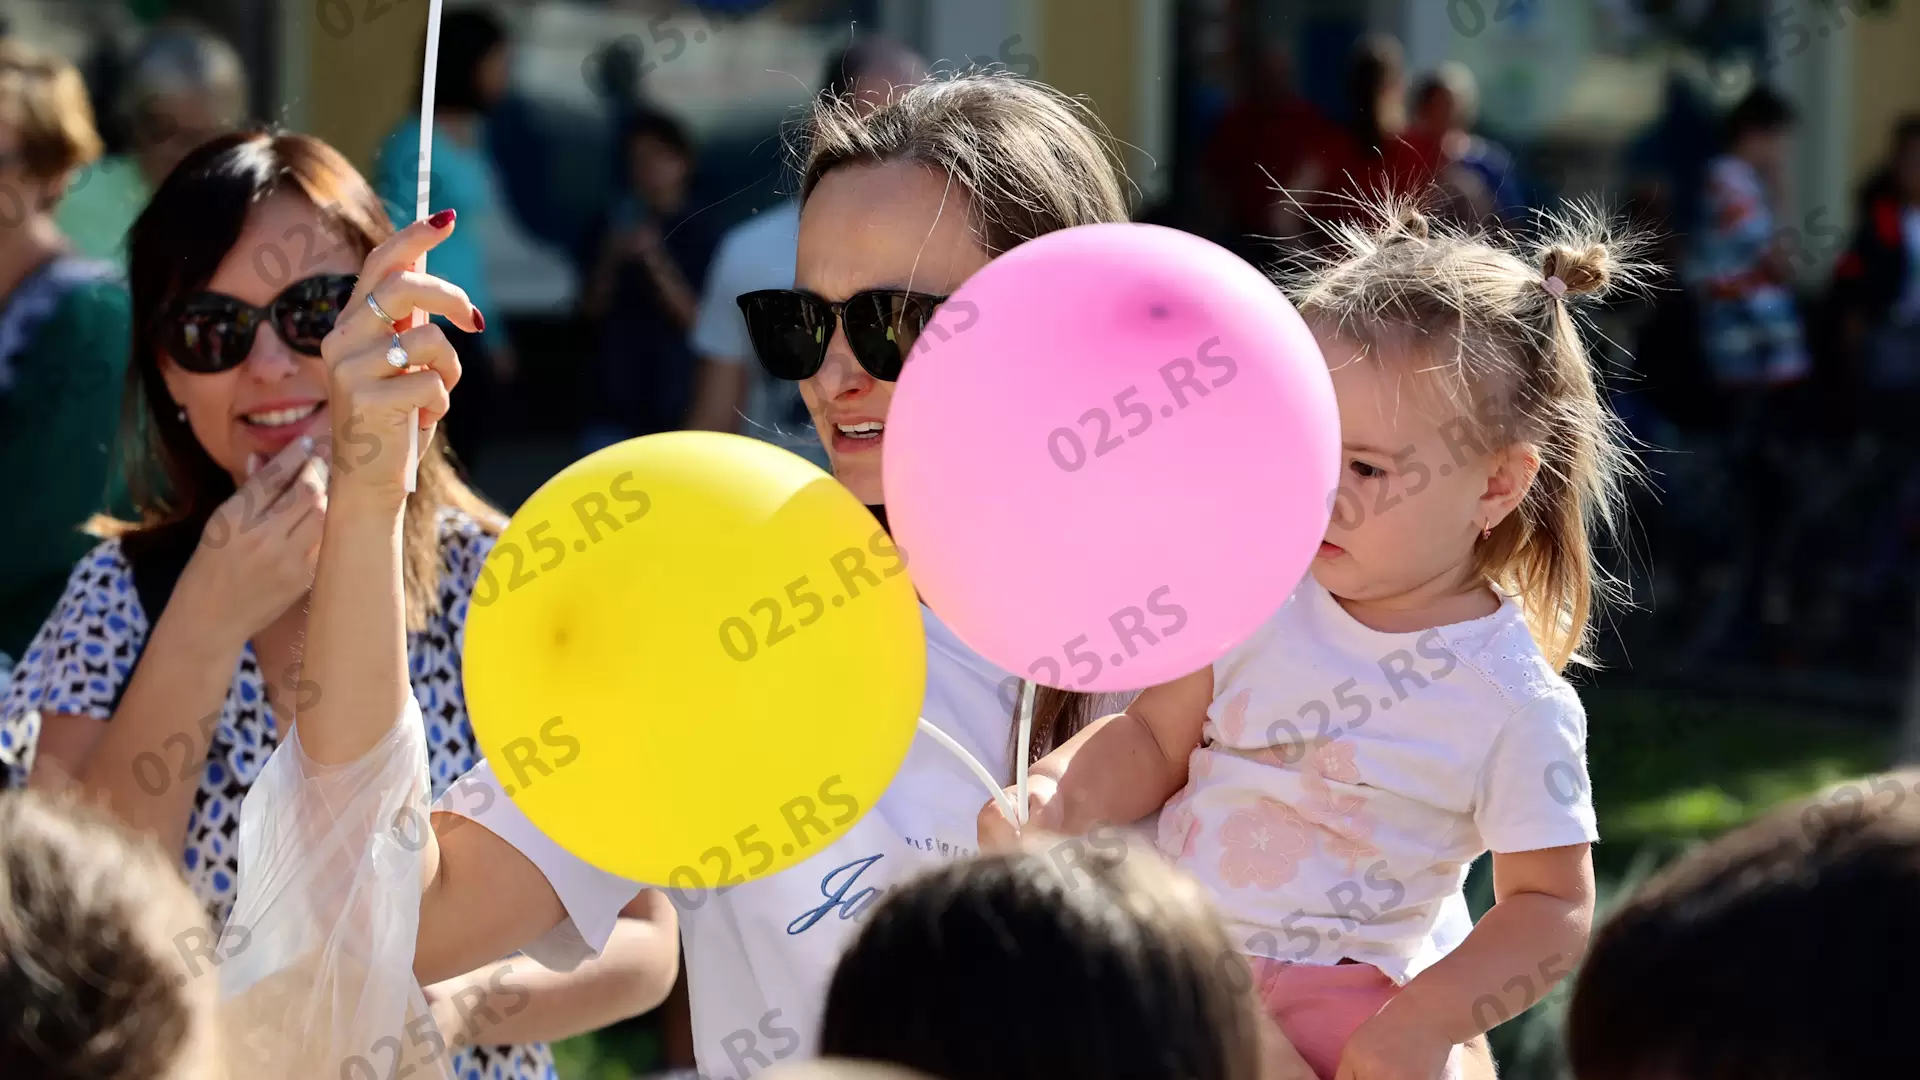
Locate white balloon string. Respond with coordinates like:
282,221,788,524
1015,679,1035,824
917,717,1021,827
405,0,445,494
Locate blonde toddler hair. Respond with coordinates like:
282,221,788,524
1290,201,1650,670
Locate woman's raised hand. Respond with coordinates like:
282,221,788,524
179,435,329,645
320,210,483,510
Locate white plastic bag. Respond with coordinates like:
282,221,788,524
216,696,454,1079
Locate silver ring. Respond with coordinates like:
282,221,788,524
366,292,399,326
385,333,409,369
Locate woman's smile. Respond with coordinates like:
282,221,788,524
832,417,887,454
236,397,328,453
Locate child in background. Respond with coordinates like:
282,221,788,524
982,204,1643,1080
0,789,221,1079
1692,86,1807,392
582,110,722,451
820,836,1272,1080
1568,770,1920,1080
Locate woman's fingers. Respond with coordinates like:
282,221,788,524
333,322,464,399
269,453,329,537
347,211,459,314
358,368,455,429
244,433,325,504
328,271,481,359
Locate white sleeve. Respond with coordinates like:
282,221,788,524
219,696,454,1078
690,231,754,365
433,760,643,971
1474,689,1599,854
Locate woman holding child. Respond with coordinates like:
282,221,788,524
269,69,1556,1079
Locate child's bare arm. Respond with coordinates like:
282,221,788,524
1341,843,1595,1079
979,667,1213,844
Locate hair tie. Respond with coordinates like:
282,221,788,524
1543,275,1568,300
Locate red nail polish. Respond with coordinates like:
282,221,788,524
472,307,486,332
428,208,456,229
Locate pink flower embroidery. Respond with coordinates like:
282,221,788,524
1300,739,1367,819
1319,813,1381,874
1217,798,1312,890
1307,740,1361,784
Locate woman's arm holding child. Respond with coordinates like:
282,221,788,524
424,891,679,1050
1339,843,1595,1080
979,668,1213,846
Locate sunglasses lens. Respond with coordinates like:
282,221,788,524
741,292,831,381
276,276,355,354
171,303,254,372
845,292,942,382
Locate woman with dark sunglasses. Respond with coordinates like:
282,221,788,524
0,131,678,1080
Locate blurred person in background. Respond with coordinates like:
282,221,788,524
0,40,129,678
580,110,717,452
376,6,516,476
682,35,926,468
1680,86,1809,662
1294,34,1433,236
1692,86,1808,392
0,131,678,1079
1199,42,1330,259
55,20,246,270
1407,63,1523,231
1833,115,1920,420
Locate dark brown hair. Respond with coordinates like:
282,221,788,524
796,72,1132,761
821,837,1265,1080
1567,770,1920,1080
0,789,216,1079
96,131,502,630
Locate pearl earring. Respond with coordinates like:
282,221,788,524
176,406,187,422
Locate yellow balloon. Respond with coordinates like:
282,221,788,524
462,432,926,887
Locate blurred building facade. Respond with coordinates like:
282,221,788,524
16,0,1918,285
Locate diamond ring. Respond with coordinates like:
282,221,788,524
385,333,409,369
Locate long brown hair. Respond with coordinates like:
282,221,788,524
95,131,501,631
796,72,1130,766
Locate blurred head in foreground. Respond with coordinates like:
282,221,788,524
819,833,1265,1080
1568,770,1920,1080
0,789,220,1079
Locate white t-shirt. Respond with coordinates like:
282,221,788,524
435,604,1484,1077
689,199,825,468
1158,578,1597,985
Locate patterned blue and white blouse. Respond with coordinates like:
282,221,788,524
0,509,558,1080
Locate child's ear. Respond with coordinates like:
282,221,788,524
1478,441,1541,530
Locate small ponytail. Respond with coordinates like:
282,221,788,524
1539,243,1612,300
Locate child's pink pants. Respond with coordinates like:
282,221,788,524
1248,957,1463,1080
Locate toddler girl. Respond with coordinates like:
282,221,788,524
980,204,1640,1080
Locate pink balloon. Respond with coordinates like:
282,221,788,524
884,223,1340,693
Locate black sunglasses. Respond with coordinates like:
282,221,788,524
164,274,357,374
737,289,950,382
